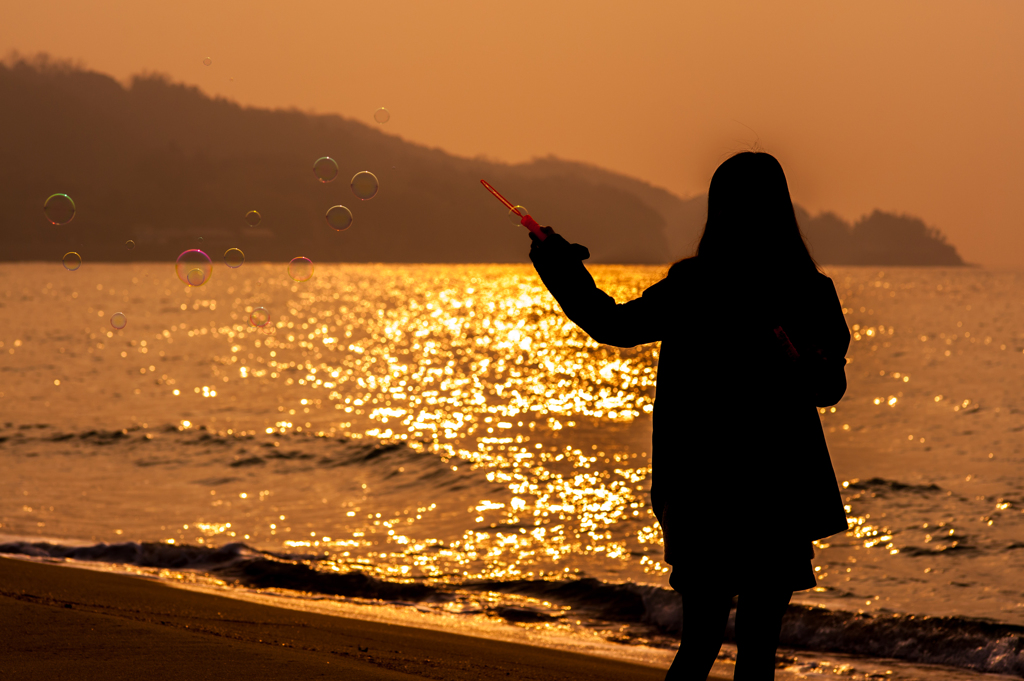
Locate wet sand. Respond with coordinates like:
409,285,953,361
0,556,671,680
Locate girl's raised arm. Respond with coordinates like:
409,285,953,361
529,227,673,348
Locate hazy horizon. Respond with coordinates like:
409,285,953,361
3,1,1023,267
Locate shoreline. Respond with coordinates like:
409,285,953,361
0,556,676,680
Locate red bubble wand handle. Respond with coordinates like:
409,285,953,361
480,180,547,241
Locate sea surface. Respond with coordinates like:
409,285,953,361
1,262,1023,679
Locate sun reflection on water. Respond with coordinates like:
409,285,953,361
161,264,669,583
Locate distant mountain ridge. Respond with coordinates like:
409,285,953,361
0,56,964,266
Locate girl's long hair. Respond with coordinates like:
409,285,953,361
693,152,819,278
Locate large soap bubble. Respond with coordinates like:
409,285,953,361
44,193,76,225
224,248,245,268
62,252,82,271
110,312,127,330
288,256,314,282
175,249,213,287
313,156,339,183
326,205,353,231
350,171,379,200
374,107,390,124
245,210,261,227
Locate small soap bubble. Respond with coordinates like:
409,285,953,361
351,171,379,200
313,156,339,183
508,205,529,226
125,240,136,250
224,248,245,268
374,107,390,124
110,312,127,330
175,249,213,287
203,57,212,66
245,210,261,227
197,236,204,244
326,205,353,231
186,268,206,286
62,252,82,271
249,307,270,327
288,256,314,282
44,193,76,225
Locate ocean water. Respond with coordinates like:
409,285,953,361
1,262,1023,679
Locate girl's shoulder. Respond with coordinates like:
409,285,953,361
810,271,839,298
666,257,701,280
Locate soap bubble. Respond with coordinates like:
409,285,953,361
175,249,213,287
313,156,339,183
326,205,353,231
197,236,204,244
508,205,529,226
110,312,127,330
249,307,270,327
62,252,82,271
351,171,379,200
288,256,314,282
44,193,76,225
203,57,212,66
374,107,390,124
224,248,245,268
245,210,261,227
125,240,136,250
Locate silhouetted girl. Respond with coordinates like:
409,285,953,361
529,152,850,681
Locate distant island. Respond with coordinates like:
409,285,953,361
0,55,964,266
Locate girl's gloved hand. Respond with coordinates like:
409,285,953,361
529,226,590,261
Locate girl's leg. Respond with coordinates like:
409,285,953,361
733,589,793,681
665,588,733,681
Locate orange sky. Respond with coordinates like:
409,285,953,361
3,1,1022,266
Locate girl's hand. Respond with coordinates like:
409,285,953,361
529,227,590,261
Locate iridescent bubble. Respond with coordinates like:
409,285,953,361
351,171,379,200
175,249,213,287
313,156,339,183
62,252,82,271
44,193,76,225
126,240,136,250
326,205,353,231
508,205,529,226
186,268,206,286
287,256,314,282
110,312,127,330
249,307,270,327
374,107,390,124
224,248,245,268
245,210,261,227
203,57,212,66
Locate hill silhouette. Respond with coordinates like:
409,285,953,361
0,55,964,266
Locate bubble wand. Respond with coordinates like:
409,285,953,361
480,180,547,241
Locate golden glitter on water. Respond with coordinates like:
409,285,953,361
162,264,669,582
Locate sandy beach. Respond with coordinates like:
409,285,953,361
0,556,672,680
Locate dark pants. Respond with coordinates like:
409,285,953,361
665,587,792,681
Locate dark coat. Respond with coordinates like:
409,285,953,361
530,238,851,545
